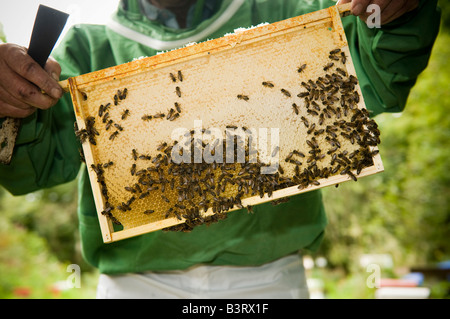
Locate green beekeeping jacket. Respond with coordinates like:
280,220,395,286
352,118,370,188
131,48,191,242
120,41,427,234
0,0,440,274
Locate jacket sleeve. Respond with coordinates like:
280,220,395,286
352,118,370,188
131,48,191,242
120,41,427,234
0,26,93,196
342,0,441,116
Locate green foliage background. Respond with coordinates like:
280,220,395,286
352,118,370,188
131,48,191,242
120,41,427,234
0,2,449,298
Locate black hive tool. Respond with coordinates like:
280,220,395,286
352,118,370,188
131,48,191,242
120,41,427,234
0,5,69,164
27,4,69,68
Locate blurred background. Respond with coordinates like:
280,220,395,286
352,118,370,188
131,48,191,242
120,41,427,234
0,1,449,299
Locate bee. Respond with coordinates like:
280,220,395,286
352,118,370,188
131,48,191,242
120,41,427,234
85,116,97,133
307,109,318,116
331,164,341,174
169,72,176,82
336,67,347,77
103,103,111,112
74,126,89,144
103,161,114,168
174,102,181,113
306,139,316,149
271,146,280,157
262,81,274,88
114,123,123,131
121,109,130,120
281,88,291,97
297,63,307,73
166,108,175,120
132,149,138,160
81,92,88,101
322,108,332,119
117,89,123,100
144,210,155,215
314,129,325,136
329,48,341,55
90,163,102,175
139,191,150,199
178,70,183,82
323,62,334,71
292,103,299,115
329,54,340,61
169,113,180,121
297,92,309,98
237,94,249,101
293,150,305,157
301,81,310,91
130,163,136,176
105,119,113,131
307,123,316,135
117,88,127,100
175,86,181,97
102,112,110,123
312,101,321,111
285,152,294,162
157,142,167,151
109,131,119,140
316,80,325,90
341,52,347,64
165,208,174,218
135,169,147,176
347,170,357,181
139,154,151,160
154,112,165,119
114,94,119,105
348,149,360,159
246,205,253,214
340,166,350,175
161,195,170,203
78,147,85,163
349,75,358,84
142,114,153,121
318,113,325,125
98,104,104,117
336,107,342,119
300,116,309,128
125,186,136,193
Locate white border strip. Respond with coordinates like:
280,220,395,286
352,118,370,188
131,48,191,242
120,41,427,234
107,0,245,51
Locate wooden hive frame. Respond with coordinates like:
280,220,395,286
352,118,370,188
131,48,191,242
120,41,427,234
61,3,383,243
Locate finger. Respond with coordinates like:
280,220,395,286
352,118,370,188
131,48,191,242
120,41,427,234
0,79,38,110
5,44,62,99
0,64,59,110
44,56,62,82
381,0,419,24
0,100,35,118
352,0,372,16
371,0,392,14
380,0,408,24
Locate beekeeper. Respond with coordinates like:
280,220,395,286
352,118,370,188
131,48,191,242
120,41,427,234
0,0,440,298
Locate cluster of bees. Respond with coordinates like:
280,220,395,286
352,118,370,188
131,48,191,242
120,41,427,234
76,88,131,144
74,116,98,145
75,48,381,233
